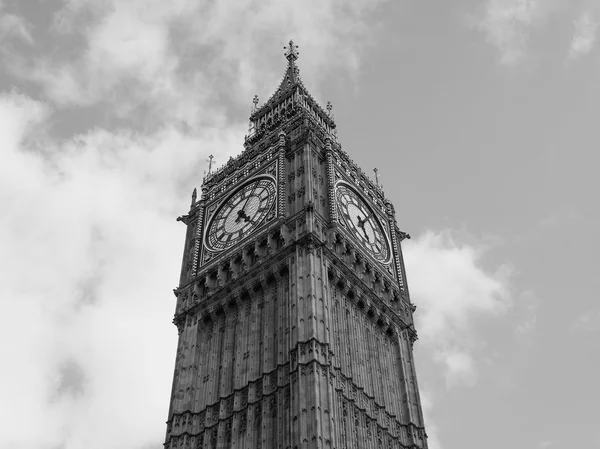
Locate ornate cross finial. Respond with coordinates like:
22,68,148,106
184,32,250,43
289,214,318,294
252,94,259,112
326,101,333,115
206,154,215,174
284,40,299,63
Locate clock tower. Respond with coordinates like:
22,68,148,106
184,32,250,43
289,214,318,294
165,41,428,449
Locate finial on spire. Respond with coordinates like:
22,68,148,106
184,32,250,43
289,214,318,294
191,187,197,206
326,101,333,116
373,168,380,187
284,40,299,63
252,94,259,112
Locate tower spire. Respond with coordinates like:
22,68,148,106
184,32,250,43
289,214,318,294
247,40,337,143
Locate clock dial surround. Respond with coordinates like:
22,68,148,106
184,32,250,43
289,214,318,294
205,175,277,252
335,182,391,263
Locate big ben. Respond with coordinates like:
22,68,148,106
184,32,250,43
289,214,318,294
165,41,428,449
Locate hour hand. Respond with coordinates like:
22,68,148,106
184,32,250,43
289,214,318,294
235,209,248,223
357,214,369,228
361,226,370,242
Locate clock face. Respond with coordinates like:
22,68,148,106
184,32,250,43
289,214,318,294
336,183,391,263
205,176,277,252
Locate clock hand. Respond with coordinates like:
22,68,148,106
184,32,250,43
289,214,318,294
361,226,370,242
240,182,260,215
357,214,370,228
357,214,372,242
357,212,373,226
235,209,249,223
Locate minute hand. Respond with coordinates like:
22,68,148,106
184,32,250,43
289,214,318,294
357,213,373,242
236,182,260,223
357,213,373,227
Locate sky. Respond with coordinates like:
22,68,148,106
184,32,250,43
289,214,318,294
1,1,599,448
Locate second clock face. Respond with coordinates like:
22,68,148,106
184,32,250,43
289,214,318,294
336,183,391,263
205,176,277,252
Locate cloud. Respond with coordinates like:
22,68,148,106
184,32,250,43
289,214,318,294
1,0,386,129
470,0,600,65
419,388,444,449
0,12,34,44
473,0,547,65
473,0,600,64
404,230,512,387
570,309,600,332
514,289,540,339
0,92,245,449
570,11,599,58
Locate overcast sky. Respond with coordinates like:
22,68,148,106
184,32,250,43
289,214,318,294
1,1,599,449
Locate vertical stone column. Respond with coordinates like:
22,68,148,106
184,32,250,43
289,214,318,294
277,131,287,219
191,203,205,279
325,138,337,224
385,199,405,295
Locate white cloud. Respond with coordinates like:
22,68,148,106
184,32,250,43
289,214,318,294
514,289,540,339
419,388,443,449
570,309,600,332
405,230,512,387
0,92,245,449
474,0,545,65
473,0,600,64
0,12,34,44
470,0,600,65
570,11,598,58
2,0,385,128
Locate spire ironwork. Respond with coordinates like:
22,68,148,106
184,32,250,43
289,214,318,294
284,39,299,63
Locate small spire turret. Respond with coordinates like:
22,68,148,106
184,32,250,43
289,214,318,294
191,187,197,206
326,101,335,120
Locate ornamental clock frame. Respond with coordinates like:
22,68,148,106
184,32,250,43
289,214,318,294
195,149,285,269
165,41,428,449
204,175,277,253
335,180,392,265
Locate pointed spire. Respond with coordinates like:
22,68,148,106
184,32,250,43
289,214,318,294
282,40,300,86
247,41,336,142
